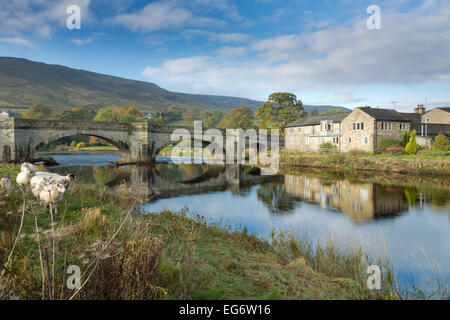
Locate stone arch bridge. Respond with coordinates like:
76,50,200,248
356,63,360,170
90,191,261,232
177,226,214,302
0,118,280,163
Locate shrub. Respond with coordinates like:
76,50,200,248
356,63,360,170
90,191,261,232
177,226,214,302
319,142,337,150
432,134,450,152
386,146,405,155
76,142,87,149
378,139,401,153
401,131,410,147
405,130,419,155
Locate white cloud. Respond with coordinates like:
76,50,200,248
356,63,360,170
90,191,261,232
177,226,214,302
140,2,450,104
0,0,91,38
0,37,33,47
184,30,249,43
112,1,220,32
215,46,246,56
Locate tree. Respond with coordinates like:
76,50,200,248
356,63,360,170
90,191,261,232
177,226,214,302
163,105,183,121
200,110,223,127
183,107,200,122
320,109,343,116
94,107,115,122
59,107,96,120
23,104,53,119
405,130,419,154
308,109,319,116
218,106,255,130
255,93,304,130
94,106,142,123
432,134,450,152
401,131,410,148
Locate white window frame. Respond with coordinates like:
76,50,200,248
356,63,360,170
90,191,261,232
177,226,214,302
361,136,369,145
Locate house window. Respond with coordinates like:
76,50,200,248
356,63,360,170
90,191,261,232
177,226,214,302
332,137,339,144
327,124,332,131
305,137,310,145
426,118,430,123
361,136,369,145
381,122,392,130
297,128,302,133
352,122,365,131
400,123,407,130
348,137,352,143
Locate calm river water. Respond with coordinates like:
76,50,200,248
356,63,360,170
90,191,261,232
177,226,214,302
38,150,450,292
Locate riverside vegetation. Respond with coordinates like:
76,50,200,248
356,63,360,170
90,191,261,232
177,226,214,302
0,164,447,300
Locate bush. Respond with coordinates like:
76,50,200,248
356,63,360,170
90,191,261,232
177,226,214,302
405,130,419,155
319,142,337,150
76,142,87,149
378,139,401,153
432,134,450,152
385,146,405,155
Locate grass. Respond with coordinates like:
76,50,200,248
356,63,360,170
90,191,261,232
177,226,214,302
0,163,447,300
280,151,450,176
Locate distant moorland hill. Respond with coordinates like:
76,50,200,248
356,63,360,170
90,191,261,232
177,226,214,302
0,57,348,114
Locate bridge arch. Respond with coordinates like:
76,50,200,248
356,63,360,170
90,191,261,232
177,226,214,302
31,133,130,155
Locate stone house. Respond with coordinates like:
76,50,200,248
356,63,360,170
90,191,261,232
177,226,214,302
285,107,411,153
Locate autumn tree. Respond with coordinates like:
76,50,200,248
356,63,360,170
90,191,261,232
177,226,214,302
23,104,53,119
218,106,255,130
200,110,223,127
59,107,96,120
94,106,142,123
183,107,200,122
255,93,304,130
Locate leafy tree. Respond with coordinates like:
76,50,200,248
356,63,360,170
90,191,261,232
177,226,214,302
320,109,343,116
432,134,450,152
405,130,419,154
59,107,96,120
163,105,183,121
183,107,200,122
308,109,319,116
218,106,255,130
94,106,142,123
200,110,223,127
255,93,304,130
94,107,115,122
23,104,53,119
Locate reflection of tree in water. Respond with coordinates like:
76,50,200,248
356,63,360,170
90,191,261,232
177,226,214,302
256,181,298,215
155,163,209,182
421,187,450,207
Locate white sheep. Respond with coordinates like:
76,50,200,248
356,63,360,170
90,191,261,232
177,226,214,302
39,183,66,214
21,162,35,173
31,177,51,199
31,172,74,189
0,176,12,195
16,167,35,188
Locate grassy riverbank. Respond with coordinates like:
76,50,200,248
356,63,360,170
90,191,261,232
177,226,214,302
0,163,399,300
280,151,450,176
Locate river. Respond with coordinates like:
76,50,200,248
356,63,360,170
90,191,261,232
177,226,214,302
37,150,450,293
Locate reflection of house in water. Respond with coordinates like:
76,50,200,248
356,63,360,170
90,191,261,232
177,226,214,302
284,175,409,223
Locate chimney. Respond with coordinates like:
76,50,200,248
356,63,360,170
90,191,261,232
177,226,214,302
414,104,426,115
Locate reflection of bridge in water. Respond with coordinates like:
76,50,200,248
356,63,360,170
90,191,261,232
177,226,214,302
68,164,283,200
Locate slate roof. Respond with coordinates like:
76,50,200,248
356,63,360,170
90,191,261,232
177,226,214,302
425,107,450,114
284,112,351,128
358,107,410,122
400,112,422,123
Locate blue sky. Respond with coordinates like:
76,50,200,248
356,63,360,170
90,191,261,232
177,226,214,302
1,0,450,111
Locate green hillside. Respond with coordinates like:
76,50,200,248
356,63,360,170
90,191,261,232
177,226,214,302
0,57,347,114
